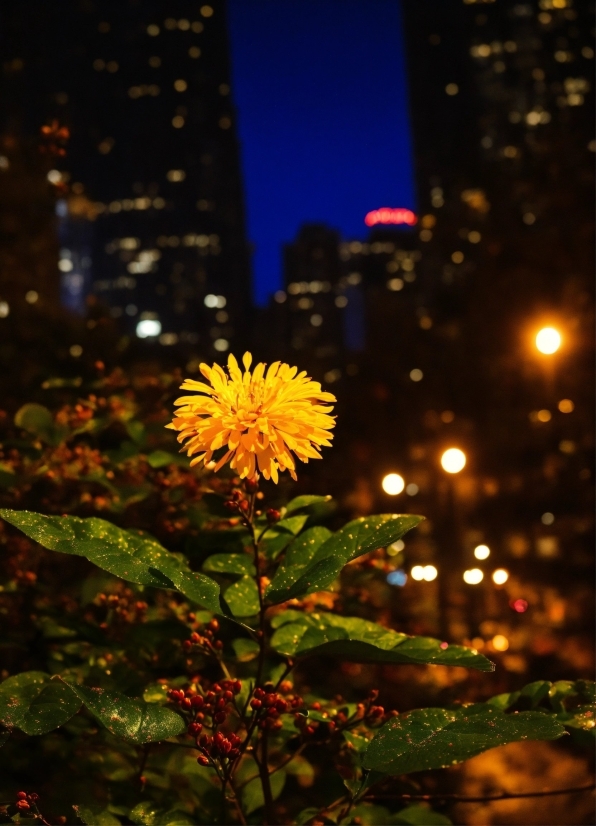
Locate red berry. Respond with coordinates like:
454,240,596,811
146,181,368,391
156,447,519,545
214,711,227,724
233,680,242,694
266,508,281,524
250,698,262,710
16,793,28,800
197,754,210,766
16,801,30,811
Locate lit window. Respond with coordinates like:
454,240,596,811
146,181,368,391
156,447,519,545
191,21,204,33
445,83,459,95
69,344,83,357
47,169,62,184
468,230,481,243
149,56,161,68
541,512,555,525
147,24,160,36
213,338,229,352
0,302,10,318
219,83,230,95
106,61,118,72
174,79,187,92
136,319,161,338
451,251,464,263
558,399,574,413
159,333,178,345
409,369,423,382
406,483,419,496
166,169,186,182
387,278,404,291
274,291,286,303
334,295,348,308
164,18,177,29
310,314,322,327
219,116,232,129
419,229,432,242
25,290,39,304
58,258,73,272
93,59,105,70
188,46,201,58
178,19,190,30
172,116,185,128
200,5,214,17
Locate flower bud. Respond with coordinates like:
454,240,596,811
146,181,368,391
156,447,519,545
197,754,210,766
250,698,262,710
16,801,30,811
244,476,259,494
16,793,28,800
213,711,227,724
188,722,203,736
266,508,281,524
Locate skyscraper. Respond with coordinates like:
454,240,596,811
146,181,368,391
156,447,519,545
1,0,250,352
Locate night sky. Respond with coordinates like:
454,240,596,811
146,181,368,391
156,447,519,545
227,0,416,305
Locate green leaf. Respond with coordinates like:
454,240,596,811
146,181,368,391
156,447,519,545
146,450,186,469
224,576,260,617
74,805,122,825
345,804,392,825
391,804,452,825
270,613,494,671
203,553,256,576
14,403,66,446
241,769,286,815
232,638,260,661
0,510,223,615
0,672,81,735
67,683,185,744
266,514,423,604
284,494,333,515
362,704,565,775
129,802,194,825
266,527,333,599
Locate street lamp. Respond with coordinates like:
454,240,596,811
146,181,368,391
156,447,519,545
535,327,561,355
440,448,466,474
382,473,405,495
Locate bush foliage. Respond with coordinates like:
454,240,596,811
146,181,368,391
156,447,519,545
0,367,593,825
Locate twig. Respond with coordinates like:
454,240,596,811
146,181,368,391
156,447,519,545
366,782,596,804
258,728,275,825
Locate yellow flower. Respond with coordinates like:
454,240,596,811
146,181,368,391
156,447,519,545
167,352,336,482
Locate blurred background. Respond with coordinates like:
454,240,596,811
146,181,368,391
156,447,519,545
0,1,594,819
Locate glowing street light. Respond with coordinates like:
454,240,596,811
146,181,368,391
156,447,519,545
422,564,438,581
474,544,490,560
440,448,466,474
535,327,561,355
463,568,484,585
382,473,405,495
492,568,509,585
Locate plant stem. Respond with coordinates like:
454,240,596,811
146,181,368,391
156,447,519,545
227,774,248,826
366,782,596,804
258,729,275,825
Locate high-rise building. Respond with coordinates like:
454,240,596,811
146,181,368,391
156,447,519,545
0,0,250,352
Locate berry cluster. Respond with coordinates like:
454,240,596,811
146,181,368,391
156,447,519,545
168,678,242,730
15,791,38,812
95,589,148,626
182,618,223,652
196,730,242,766
250,683,303,730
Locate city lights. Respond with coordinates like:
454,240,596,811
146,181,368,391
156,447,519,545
411,565,437,582
541,512,555,525
441,448,466,474
511,598,529,613
364,207,417,227
386,570,408,587
422,565,438,581
492,568,509,585
382,473,405,495
558,399,574,413
463,568,484,585
535,326,561,354
387,539,405,556
136,319,161,338
492,634,509,652
474,544,490,560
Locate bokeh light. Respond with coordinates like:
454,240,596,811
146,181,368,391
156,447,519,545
492,568,509,585
492,634,509,651
441,448,466,473
422,565,438,581
411,565,425,581
382,473,405,495
474,544,490,560
463,568,484,584
511,598,529,613
535,326,561,354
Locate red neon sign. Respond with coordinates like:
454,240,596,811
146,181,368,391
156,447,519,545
364,207,417,227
